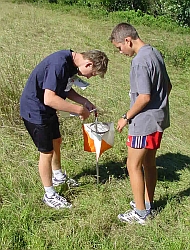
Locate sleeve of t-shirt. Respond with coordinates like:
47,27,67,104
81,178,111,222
42,64,64,91
134,65,151,95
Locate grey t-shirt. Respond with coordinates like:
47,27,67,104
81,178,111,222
128,44,171,136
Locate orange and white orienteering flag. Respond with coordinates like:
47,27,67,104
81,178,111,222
82,122,114,160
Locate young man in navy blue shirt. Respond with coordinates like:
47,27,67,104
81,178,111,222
20,49,108,209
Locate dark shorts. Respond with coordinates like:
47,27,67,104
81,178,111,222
126,131,163,149
23,115,61,153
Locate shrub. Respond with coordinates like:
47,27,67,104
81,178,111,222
146,0,190,26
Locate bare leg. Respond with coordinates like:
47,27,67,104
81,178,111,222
52,137,62,171
38,151,53,187
127,146,148,210
143,149,157,204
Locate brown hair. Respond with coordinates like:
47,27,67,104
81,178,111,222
81,50,109,78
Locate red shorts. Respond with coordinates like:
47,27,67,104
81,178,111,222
126,131,163,149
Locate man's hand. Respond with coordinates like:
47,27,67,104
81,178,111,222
78,106,90,121
84,99,96,112
117,118,128,133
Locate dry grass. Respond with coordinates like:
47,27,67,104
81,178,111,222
0,1,190,249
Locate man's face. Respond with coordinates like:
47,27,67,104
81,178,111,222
78,61,96,79
112,39,134,57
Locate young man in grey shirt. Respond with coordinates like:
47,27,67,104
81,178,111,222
110,23,172,224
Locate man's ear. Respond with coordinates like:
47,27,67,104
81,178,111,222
85,61,93,68
124,37,133,48
124,37,132,44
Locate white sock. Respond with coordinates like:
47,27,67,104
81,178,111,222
44,186,55,197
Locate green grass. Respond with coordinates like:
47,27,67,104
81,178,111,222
0,1,190,249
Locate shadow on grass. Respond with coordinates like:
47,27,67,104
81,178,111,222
154,152,190,210
73,152,190,211
73,159,128,184
40,152,190,217
154,186,190,211
156,152,190,181
74,152,190,185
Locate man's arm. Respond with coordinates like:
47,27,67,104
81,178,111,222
126,94,151,120
44,89,90,120
117,93,150,133
67,88,96,111
66,88,87,105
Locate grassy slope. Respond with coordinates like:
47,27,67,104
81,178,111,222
0,1,190,249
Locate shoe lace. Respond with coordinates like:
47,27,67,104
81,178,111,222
54,193,68,203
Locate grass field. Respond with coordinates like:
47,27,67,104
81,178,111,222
0,1,190,249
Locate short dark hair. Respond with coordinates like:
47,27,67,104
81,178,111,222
110,23,139,43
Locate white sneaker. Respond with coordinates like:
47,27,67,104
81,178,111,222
43,193,72,209
118,210,150,225
52,174,67,186
52,174,79,187
130,200,136,210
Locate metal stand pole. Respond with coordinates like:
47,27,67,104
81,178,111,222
96,160,99,184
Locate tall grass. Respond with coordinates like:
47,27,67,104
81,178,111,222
0,1,190,249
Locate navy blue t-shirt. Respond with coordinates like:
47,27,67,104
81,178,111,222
20,50,78,124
